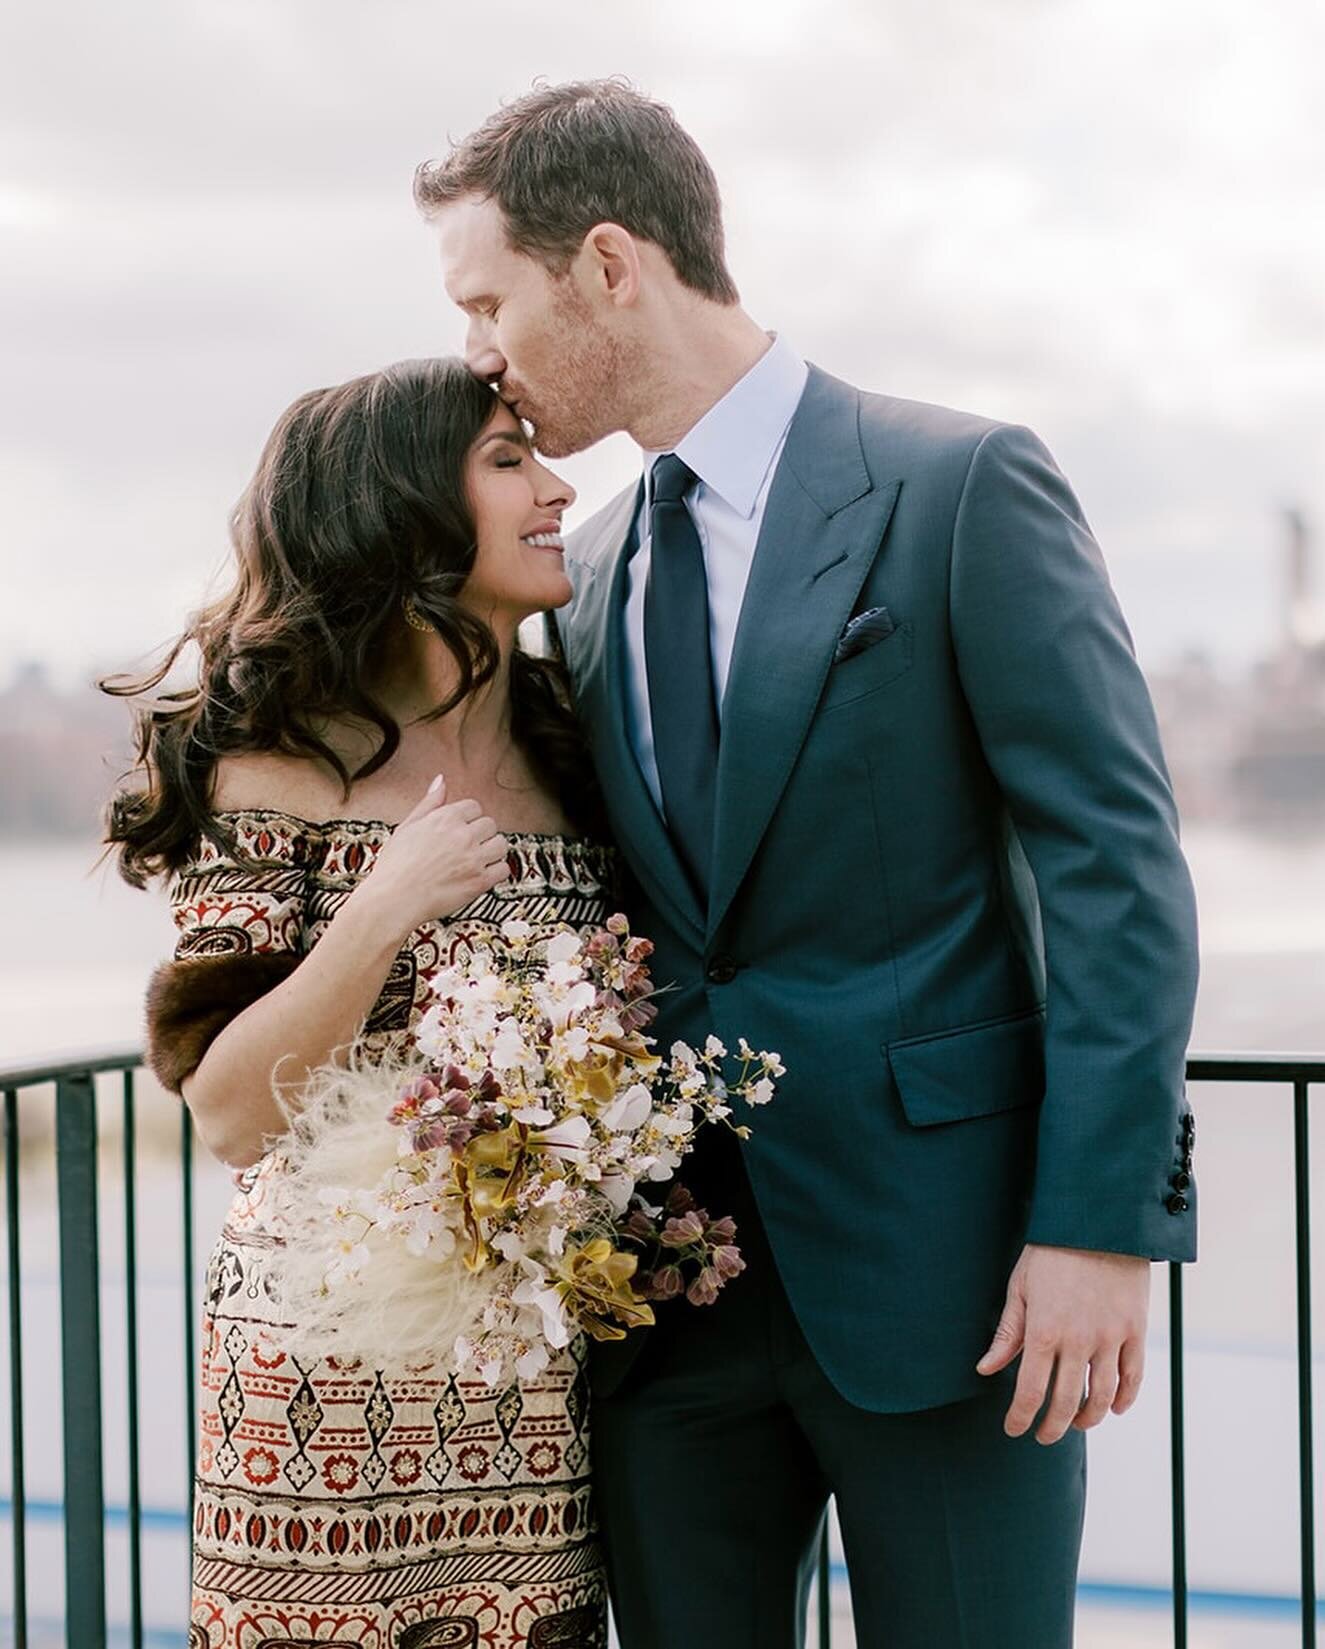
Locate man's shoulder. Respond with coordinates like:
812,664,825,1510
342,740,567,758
808,365,1015,474
564,482,639,575
862,386,1004,448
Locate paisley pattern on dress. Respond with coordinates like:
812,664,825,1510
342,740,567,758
174,810,614,1649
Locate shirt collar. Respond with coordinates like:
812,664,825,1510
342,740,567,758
641,334,809,521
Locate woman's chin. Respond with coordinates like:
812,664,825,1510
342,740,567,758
538,571,575,611
507,578,574,631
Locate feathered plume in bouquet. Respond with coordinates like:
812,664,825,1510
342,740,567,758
273,914,782,1387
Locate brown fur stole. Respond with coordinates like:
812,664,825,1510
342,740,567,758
144,952,301,1093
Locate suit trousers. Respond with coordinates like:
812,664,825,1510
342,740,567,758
592,1164,1086,1649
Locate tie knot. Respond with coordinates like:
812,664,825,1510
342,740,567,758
651,453,698,506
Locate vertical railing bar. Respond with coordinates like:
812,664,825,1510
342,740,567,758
182,1104,197,1530
56,1071,107,1644
1169,1260,1187,1649
124,1069,143,1648
1295,1077,1317,1648
818,1513,831,1648
4,1089,28,1649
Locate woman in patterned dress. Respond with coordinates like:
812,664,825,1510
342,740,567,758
105,358,612,1648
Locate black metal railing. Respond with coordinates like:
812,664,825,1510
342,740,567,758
2,1048,1323,1647
1171,1054,1325,1649
1,1047,197,1649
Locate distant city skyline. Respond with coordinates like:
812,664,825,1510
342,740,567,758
4,0,1322,689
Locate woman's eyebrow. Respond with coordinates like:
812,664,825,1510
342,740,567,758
475,430,529,452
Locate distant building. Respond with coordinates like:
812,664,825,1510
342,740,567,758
1226,510,1325,825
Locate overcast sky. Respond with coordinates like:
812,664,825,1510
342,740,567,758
3,0,1322,689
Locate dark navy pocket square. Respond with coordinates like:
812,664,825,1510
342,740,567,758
833,605,897,663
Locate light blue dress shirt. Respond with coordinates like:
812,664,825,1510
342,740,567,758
624,334,809,815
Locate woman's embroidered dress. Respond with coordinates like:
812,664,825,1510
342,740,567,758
170,810,613,1649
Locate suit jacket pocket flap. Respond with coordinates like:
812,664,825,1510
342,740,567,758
886,1007,1045,1127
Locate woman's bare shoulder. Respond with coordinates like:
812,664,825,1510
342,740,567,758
210,752,343,822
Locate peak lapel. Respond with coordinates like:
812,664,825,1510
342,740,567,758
563,486,705,940
708,369,901,937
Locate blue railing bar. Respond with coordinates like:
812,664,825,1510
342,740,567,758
124,1069,143,1649
1169,1261,1187,1649
0,1045,141,1090
182,1105,197,1530
56,1072,107,1643
4,1089,27,1649
1295,1077,1317,1649
0,1618,184,1649
819,1568,1325,1623
1079,1580,1325,1618
0,1497,189,1530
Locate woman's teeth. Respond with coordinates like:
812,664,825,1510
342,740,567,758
521,533,563,549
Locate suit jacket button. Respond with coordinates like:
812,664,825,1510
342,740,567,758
1181,1153,1194,1173
705,957,739,985
1171,1172,1191,1191
1167,1192,1189,1215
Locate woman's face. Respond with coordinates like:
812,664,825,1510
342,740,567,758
461,403,576,625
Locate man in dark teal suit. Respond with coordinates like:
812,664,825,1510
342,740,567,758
421,78,1199,1649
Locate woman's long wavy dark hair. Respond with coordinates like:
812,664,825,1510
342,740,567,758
103,357,602,886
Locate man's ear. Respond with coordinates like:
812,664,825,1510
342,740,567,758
581,221,640,308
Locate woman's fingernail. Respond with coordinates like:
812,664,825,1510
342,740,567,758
429,774,444,793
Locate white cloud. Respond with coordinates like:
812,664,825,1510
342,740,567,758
2,0,1321,685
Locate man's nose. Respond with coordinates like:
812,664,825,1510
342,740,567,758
465,322,506,383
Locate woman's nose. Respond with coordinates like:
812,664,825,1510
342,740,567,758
539,468,576,512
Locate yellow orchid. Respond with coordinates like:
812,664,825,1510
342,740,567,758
554,1238,655,1342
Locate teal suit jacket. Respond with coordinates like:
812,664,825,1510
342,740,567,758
553,365,1199,1412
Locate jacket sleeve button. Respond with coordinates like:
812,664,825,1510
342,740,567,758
1171,1172,1191,1192
1167,1192,1190,1215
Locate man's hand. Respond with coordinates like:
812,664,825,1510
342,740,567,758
976,1243,1150,1444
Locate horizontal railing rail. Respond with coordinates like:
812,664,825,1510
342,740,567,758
2,1047,1323,1648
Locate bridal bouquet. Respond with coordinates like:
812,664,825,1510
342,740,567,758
273,914,782,1387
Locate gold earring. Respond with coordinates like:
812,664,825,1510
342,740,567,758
403,595,432,633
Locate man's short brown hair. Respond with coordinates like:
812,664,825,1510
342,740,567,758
415,79,739,305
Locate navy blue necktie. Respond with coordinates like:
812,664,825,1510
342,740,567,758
643,454,719,898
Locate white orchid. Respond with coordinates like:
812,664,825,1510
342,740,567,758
550,1024,591,1063
532,1114,593,1162
326,1238,370,1286
544,930,582,966
511,1259,572,1350
402,1207,458,1259
491,1018,531,1072
597,1170,636,1215
516,1340,551,1381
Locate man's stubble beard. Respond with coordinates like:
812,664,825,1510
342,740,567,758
521,289,636,459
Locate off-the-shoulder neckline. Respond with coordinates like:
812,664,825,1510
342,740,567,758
210,805,599,845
